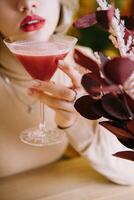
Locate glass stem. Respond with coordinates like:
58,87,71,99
39,102,46,131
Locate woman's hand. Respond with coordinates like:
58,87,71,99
28,61,86,128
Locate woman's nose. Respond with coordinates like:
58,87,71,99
17,0,38,14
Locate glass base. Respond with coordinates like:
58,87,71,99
20,126,66,147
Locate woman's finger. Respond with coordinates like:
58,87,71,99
55,108,77,127
58,60,81,88
30,81,77,102
29,89,76,112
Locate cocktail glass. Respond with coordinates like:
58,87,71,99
4,35,77,146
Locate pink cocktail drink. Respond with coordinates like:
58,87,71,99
15,52,67,81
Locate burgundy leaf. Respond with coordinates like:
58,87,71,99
100,121,134,140
74,49,100,77
127,119,134,135
101,79,120,93
95,104,119,121
101,94,131,120
124,93,134,115
73,13,97,29
103,57,134,84
81,73,119,99
102,85,120,94
74,95,102,120
81,73,101,98
96,8,114,30
113,151,134,161
118,137,134,149
74,8,113,30
118,93,134,118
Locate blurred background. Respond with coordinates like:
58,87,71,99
69,0,134,57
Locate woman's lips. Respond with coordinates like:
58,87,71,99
20,15,45,32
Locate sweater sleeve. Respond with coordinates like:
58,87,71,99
55,46,134,186
64,116,134,185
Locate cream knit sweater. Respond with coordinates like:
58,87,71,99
0,42,134,185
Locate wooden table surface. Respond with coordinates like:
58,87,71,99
0,157,134,200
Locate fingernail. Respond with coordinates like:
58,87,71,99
58,60,64,67
32,80,42,87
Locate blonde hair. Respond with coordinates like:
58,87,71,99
56,0,79,34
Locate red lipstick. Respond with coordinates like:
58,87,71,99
20,15,45,32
